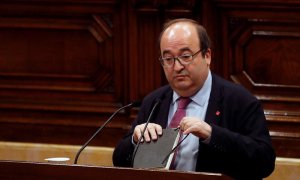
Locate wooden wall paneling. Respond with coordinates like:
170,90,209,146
200,0,222,75
213,0,300,157
114,1,130,104
136,14,162,97
128,0,203,101
0,0,135,146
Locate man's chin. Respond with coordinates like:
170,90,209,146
174,83,190,91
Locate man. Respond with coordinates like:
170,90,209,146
113,18,275,179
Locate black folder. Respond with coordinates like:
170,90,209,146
133,128,180,169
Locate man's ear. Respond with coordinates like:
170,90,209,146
205,48,211,66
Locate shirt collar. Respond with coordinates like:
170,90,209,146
172,70,212,107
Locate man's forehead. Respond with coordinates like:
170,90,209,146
164,22,194,35
163,23,195,41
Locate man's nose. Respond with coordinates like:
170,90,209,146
173,58,185,71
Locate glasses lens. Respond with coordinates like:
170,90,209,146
161,58,173,67
178,55,193,64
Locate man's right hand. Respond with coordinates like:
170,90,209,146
133,123,163,143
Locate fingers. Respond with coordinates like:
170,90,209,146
133,126,142,143
179,117,212,139
133,123,162,143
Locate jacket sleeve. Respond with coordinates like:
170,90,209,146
197,90,276,179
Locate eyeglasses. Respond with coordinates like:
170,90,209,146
159,49,203,68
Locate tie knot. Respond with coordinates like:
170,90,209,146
177,97,191,109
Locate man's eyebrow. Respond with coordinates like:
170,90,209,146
162,50,171,56
179,47,192,52
161,47,192,56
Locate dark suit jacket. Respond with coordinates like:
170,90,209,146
113,73,275,179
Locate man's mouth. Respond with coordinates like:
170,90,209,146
174,75,187,80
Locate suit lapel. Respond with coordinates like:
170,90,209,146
205,74,223,126
154,87,173,128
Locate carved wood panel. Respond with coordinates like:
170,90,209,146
0,0,129,146
214,0,300,157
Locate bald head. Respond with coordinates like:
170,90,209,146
160,22,199,57
159,18,211,57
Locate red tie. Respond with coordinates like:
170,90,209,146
169,97,191,128
168,97,191,169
